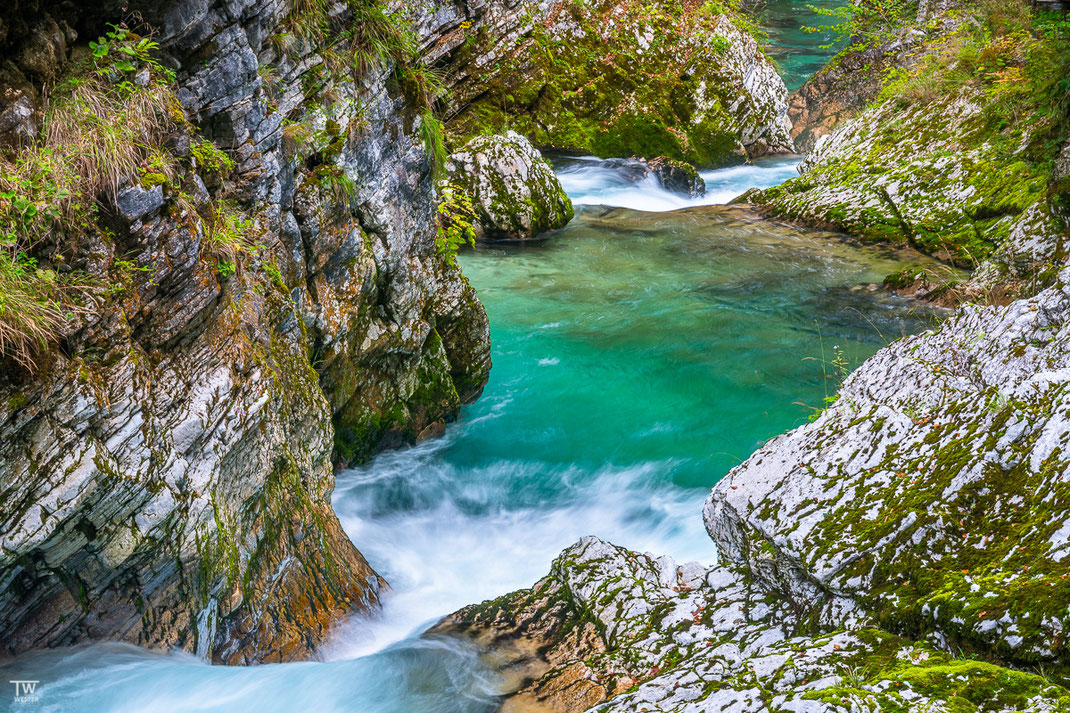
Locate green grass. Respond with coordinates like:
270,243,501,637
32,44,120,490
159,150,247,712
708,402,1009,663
0,26,180,370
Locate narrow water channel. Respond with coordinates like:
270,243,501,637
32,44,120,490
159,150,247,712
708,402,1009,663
1,4,944,711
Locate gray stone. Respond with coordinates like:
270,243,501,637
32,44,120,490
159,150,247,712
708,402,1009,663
116,185,165,223
445,131,573,241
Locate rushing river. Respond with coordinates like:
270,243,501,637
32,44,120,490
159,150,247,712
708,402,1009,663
0,156,952,713
1,5,921,711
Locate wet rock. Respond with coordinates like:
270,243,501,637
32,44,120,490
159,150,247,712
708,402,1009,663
436,536,1070,712
445,131,573,241
645,156,706,198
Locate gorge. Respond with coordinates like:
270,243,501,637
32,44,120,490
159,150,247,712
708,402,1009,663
1,0,1069,711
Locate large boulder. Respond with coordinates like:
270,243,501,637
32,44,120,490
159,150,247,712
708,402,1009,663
706,269,1070,674
434,0,793,168
445,131,573,241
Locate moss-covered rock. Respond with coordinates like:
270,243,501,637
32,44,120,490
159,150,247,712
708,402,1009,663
444,131,573,241
645,155,706,197
707,269,1070,680
750,0,1070,298
433,537,1070,712
440,0,793,167
0,0,491,663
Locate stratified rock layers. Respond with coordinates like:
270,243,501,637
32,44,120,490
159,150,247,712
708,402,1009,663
0,0,491,662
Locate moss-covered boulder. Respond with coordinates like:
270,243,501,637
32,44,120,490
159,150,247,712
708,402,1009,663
444,131,573,241
707,268,1070,678
440,0,793,168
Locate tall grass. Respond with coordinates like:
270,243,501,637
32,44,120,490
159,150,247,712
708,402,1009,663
0,26,178,370
0,256,80,369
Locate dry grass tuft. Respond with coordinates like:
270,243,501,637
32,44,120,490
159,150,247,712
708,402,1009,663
0,26,180,370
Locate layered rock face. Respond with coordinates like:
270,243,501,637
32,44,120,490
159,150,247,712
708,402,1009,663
445,131,573,241
436,273,1070,710
411,0,794,167
0,0,490,661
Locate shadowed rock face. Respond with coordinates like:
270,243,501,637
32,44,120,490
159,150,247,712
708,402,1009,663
0,0,491,662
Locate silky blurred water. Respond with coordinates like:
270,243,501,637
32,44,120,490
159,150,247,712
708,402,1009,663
0,138,944,713
555,154,803,210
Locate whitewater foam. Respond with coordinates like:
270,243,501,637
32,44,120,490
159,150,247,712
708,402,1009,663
554,155,801,212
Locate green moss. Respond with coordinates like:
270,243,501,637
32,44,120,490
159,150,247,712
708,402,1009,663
446,0,767,167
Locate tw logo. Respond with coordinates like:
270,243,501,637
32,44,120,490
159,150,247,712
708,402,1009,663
10,680,39,704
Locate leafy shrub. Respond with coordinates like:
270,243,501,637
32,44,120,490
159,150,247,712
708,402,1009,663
435,182,477,266
804,0,917,51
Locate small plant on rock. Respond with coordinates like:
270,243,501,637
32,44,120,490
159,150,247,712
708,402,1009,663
435,182,477,266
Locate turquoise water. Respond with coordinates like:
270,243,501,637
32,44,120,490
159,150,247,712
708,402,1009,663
759,0,845,91
0,166,948,713
323,197,947,661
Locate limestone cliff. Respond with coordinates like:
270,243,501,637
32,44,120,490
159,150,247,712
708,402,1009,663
0,0,490,662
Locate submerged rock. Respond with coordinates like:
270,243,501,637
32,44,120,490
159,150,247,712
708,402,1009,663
445,131,573,241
